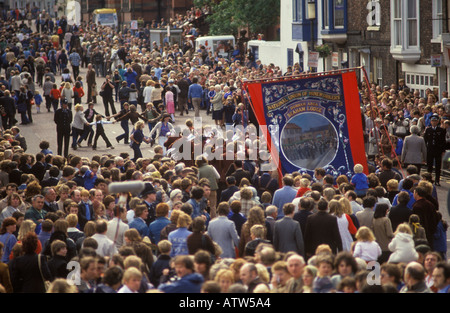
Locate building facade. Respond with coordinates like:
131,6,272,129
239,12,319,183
80,0,193,26
252,0,450,98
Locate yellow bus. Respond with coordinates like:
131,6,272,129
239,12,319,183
92,9,118,29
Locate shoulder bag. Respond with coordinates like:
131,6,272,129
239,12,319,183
37,254,51,291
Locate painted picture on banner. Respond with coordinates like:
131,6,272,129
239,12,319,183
281,112,338,170
244,71,367,180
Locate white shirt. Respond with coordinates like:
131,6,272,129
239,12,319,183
117,285,138,293
106,218,129,249
91,233,117,257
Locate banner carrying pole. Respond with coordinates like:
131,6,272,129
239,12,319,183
360,66,405,178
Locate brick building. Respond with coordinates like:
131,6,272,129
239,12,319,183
251,0,450,97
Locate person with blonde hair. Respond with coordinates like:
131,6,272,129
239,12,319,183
61,82,74,109
352,226,381,263
295,178,311,198
270,260,292,293
244,224,270,257
351,164,368,197
329,199,356,252
56,184,70,212
16,219,42,253
387,223,419,264
130,120,150,162
118,267,143,293
386,178,399,204
338,196,360,229
301,264,318,293
214,268,235,293
66,213,84,248
168,212,192,257
47,278,78,293
71,103,90,150
148,113,174,155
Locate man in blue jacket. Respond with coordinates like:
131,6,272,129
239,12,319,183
188,76,203,117
68,48,81,80
128,204,150,238
158,255,204,293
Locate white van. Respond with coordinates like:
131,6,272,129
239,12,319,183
92,9,118,29
195,35,235,59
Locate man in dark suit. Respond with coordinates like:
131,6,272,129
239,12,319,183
72,165,87,187
412,186,439,248
388,191,412,232
229,160,251,186
177,74,189,116
8,161,22,186
86,63,96,103
240,263,268,293
304,198,343,259
219,176,239,202
30,153,46,182
141,183,157,225
11,126,27,152
0,90,16,129
78,190,94,230
252,168,279,198
273,203,305,256
42,187,58,213
264,205,277,243
40,166,60,188
54,100,72,157
293,196,314,239
423,114,446,186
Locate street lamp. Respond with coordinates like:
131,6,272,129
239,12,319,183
307,0,316,20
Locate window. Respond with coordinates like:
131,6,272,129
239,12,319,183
406,72,437,98
407,0,418,47
334,0,345,28
288,49,294,67
433,0,443,39
320,0,347,35
374,57,383,86
390,0,420,61
293,0,302,22
323,0,330,28
392,0,402,47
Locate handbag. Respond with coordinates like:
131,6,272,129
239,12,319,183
37,253,51,291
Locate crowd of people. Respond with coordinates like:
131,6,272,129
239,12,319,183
0,6,448,294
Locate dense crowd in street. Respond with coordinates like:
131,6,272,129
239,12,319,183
0,5,448,294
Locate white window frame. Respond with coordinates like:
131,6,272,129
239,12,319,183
404,72,438,98
432,0,443,41
406,0,418,48
374,57,383,86
293,0,302,22
392,0,402,47
390,0,420,62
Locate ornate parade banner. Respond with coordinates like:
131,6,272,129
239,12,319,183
244,69,367,179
